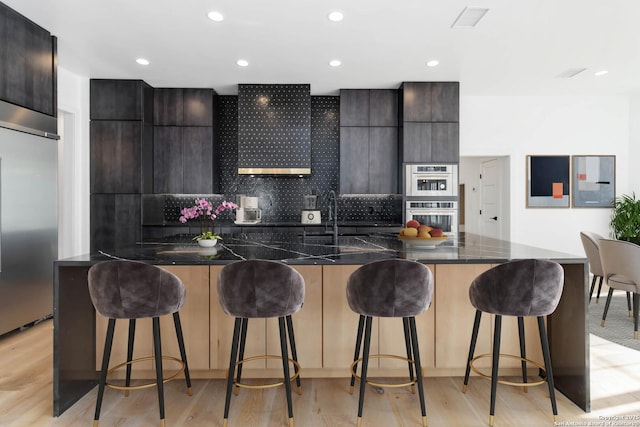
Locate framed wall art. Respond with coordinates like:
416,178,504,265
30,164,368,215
526,155,570,208
572,155,615,208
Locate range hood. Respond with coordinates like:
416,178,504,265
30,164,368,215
237,84,311,175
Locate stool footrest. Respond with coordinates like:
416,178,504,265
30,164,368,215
233,354,301,390
469,353,547,387
105,355,186,391
350,354,421,389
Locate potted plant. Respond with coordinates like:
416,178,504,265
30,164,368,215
610,193,640,245
179,198,238,247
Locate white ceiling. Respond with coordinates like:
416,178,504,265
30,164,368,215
5,0,640,96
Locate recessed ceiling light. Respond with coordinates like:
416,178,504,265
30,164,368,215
594,70,609,76
451,7,489,28
136,58,150,66
236,59,249,67
207,11,224,22
328,11,344,22
426,60,439,67
329,59,341,67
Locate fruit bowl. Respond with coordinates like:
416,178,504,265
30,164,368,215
398,235,448,248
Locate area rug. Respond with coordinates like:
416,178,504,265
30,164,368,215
589,292,640,352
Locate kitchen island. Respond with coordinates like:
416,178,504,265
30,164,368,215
54,232,589,416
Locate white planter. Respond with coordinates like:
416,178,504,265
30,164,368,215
197,239,218,248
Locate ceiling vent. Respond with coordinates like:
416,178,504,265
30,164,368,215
451,7,489,29
556,68,588,78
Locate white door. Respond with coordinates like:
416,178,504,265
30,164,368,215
480,158,502,239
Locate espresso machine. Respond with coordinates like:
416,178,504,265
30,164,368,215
301,194,321,224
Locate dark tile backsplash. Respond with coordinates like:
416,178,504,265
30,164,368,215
237,84,311,171
143,94,402,226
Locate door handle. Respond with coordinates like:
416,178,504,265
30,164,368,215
491,216,498,221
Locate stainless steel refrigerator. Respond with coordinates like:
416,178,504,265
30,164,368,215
0,125,57,336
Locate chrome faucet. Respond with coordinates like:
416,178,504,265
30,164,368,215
328,190,339,245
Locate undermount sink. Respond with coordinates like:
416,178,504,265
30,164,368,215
300,232,368,245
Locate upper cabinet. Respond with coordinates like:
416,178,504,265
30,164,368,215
153,88,220,193
400,82,459,122
0,3,57,117
90,80,154,194
153,126,215,194
90,80,154,122
340,89,397,127
90,121,152,194
339,89,399,194
154,88,215,126
399,82,459,163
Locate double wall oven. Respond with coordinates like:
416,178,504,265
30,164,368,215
405,164,459,236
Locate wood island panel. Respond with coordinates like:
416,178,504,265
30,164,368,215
378,264,435,370
209,265,266,371
266,265,323,369
434,264,493,369
322,265,380,371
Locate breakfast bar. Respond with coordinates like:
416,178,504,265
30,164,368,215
53,232,589,416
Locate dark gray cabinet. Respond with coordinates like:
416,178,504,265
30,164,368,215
0,2,57,116
369,127,398,193
153,126,214,194
339,88,399,194
340,127,369,193
153,127,182,193
90,121,153,193
340,90,369,126
369,90,398,126
340,89,397,126
399,82,459,163
401,122,459,163
154,88,214,126
90,80,154,121
340,127,398,194
90,79,153,250
90,194,141,252
401,82,458,122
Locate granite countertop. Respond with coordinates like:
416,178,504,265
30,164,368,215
56,232,586,266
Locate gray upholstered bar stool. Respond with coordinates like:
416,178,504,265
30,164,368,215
462,259,564,426
217,260,305,427
346,259,433,427
87,260,192,427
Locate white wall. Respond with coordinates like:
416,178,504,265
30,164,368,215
630,95,640,191
460,95,630,256
57,66,90,258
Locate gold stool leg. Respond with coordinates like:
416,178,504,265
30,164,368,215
489,415,494,426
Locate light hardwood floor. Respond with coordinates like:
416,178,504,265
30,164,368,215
1,319,640,427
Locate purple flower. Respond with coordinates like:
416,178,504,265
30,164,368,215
179,199,238,236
